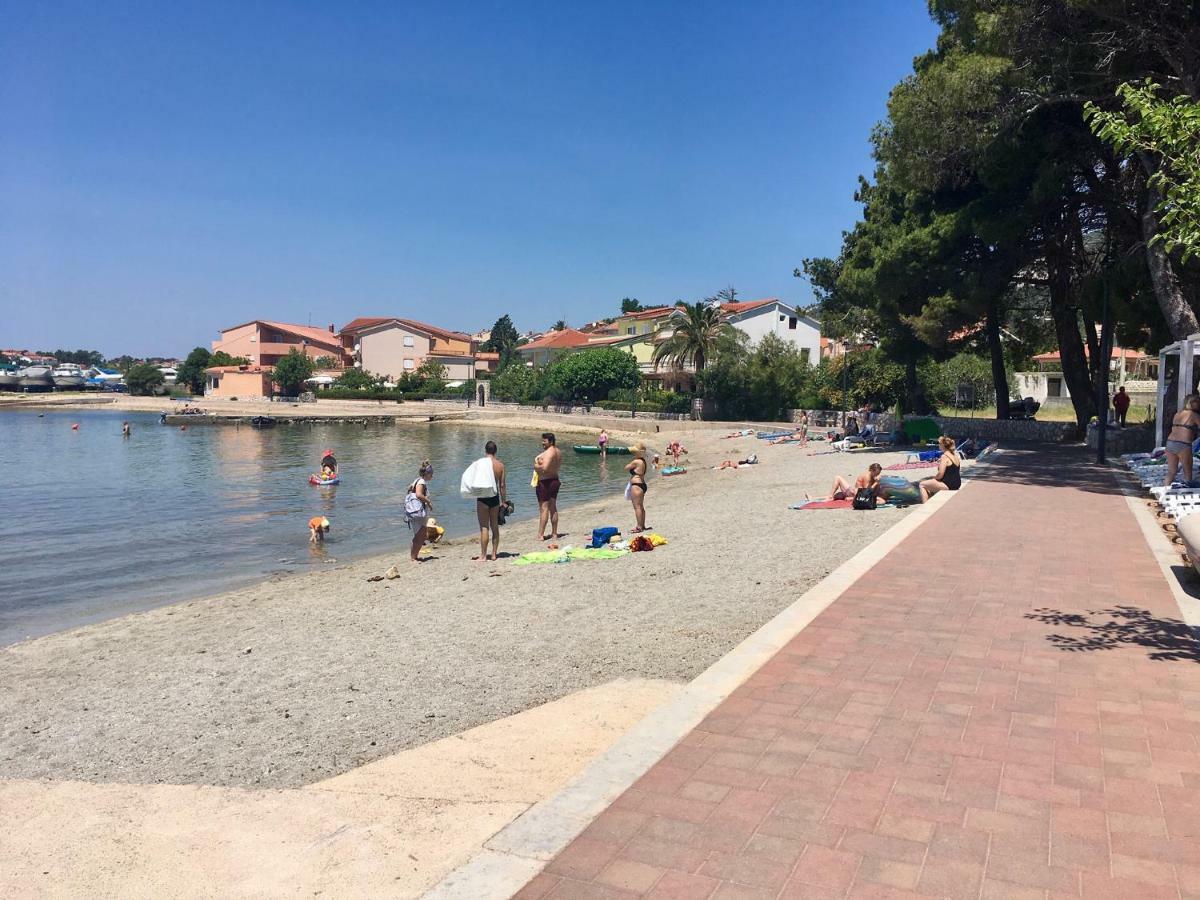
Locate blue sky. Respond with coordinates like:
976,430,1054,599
0,2,938,357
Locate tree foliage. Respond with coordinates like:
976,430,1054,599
620,297,643,314
652,301,735,377
124,363,165,396
272,348,315,396
479,314,520,365
175,347,211,394
1087,80,1200,262
545,348,640,401
209,351,250,367
335,367,380,390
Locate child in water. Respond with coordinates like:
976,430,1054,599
309,516,331,542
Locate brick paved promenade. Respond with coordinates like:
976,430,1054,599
516,448,1200,899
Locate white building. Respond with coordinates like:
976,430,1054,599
665,299,820,364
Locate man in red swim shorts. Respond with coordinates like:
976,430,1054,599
534,432,562,540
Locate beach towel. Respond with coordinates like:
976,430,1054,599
884,461,938,471
460,457,498,499
789,498,854,510
512,547,626,565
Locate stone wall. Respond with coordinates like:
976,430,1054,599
419,398,690,421
907,415,1079,444
1085,422,1156,454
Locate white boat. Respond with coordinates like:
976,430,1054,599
52,363,87,389
87,367,124,384
18,365,54,391
159,366,178,385
0,367,19,390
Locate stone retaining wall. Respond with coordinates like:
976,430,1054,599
419,398,690,421
909,415,1078,443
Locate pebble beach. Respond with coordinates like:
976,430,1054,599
0,423,930,790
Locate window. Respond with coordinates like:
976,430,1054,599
800,348,810,366
780,314,786,322
403,358,414,370
1047,377,1062,397
403,335,414,348
789,317,798,330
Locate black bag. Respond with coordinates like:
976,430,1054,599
852,487,877,510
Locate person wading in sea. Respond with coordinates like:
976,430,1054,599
534,432,562,541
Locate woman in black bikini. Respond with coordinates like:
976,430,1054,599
1165,395,1200,486
919,436,963,502
625,442,650,533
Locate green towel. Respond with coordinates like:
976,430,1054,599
512,548,627,565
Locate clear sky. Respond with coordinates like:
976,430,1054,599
0,2,938,357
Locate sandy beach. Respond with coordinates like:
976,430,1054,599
0,423,940,792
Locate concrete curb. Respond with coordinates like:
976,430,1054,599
424,478,970,899
1111,467,1200,630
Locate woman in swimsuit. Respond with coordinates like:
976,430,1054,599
1165,394,1200,486
625,442,649,533
919,436,963,502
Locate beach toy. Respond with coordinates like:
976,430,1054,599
309,474,341,485
661,465,687,476
878,475,921,506
71,423,79,430
573,445,630,454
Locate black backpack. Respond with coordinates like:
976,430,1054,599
852,487,877,510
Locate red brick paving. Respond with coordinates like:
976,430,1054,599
516,449,1200,899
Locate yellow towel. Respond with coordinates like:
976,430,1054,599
531,471,539,487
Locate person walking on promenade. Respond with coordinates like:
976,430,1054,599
626,442,650,533
534,433,562,540
475,441,507,561
1113,386,1131,427
405,460,435,562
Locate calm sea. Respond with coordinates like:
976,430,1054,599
1,409,637,644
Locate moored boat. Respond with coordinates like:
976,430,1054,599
52,363,87,389
0,366,19,390
18,365,54,391
572,445,631,454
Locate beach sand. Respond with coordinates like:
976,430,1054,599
0,428,935,790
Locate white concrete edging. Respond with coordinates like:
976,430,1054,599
424,479,972,899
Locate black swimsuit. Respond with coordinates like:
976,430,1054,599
942,461,961,490
630,462,648,493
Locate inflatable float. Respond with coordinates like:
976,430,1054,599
573,445,631,454
309,474,341,486
660,465,687,476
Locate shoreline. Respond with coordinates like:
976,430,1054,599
0,430,933,790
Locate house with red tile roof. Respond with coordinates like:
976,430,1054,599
516,328,594,367
211,321,347,369
341,317,478,382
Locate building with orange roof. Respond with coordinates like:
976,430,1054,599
202,364,277,399
211,321,347,369
516,328,594,367
341,317,478,382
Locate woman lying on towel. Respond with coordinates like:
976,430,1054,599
819,463,882,501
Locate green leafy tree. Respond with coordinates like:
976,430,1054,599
124,363,165,396
415,358,448,388
312,355,339,369
620,297,643,314
272,348,315,396
539,349,640,402
1088,81,1200,263
552,319,567,331
209,351,251,367
490,361,541,403
335,367,379,390
651,301,735,380
479,314,521,365
175,347,211,394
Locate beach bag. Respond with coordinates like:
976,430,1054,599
590,526,620,548
460,457,498,499
404,481,427,522
852,487,877,510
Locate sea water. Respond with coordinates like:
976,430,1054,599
1,409,636,644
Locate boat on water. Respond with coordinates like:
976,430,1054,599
18,365,54,391
573,445,631,454
250,416,277,427
0,366,20,390
51,363,87,389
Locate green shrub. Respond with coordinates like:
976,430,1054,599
318,387,405,402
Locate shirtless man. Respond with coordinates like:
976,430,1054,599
534,432,562,540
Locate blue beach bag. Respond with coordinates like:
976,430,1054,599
590,526,620,548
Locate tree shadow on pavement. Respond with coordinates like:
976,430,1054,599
1025,605,1200,662
969,445,1129,497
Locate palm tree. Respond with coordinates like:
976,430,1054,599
553,320,567,331
651,300,734,374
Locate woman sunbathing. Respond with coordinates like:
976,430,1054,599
820,463,883,501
